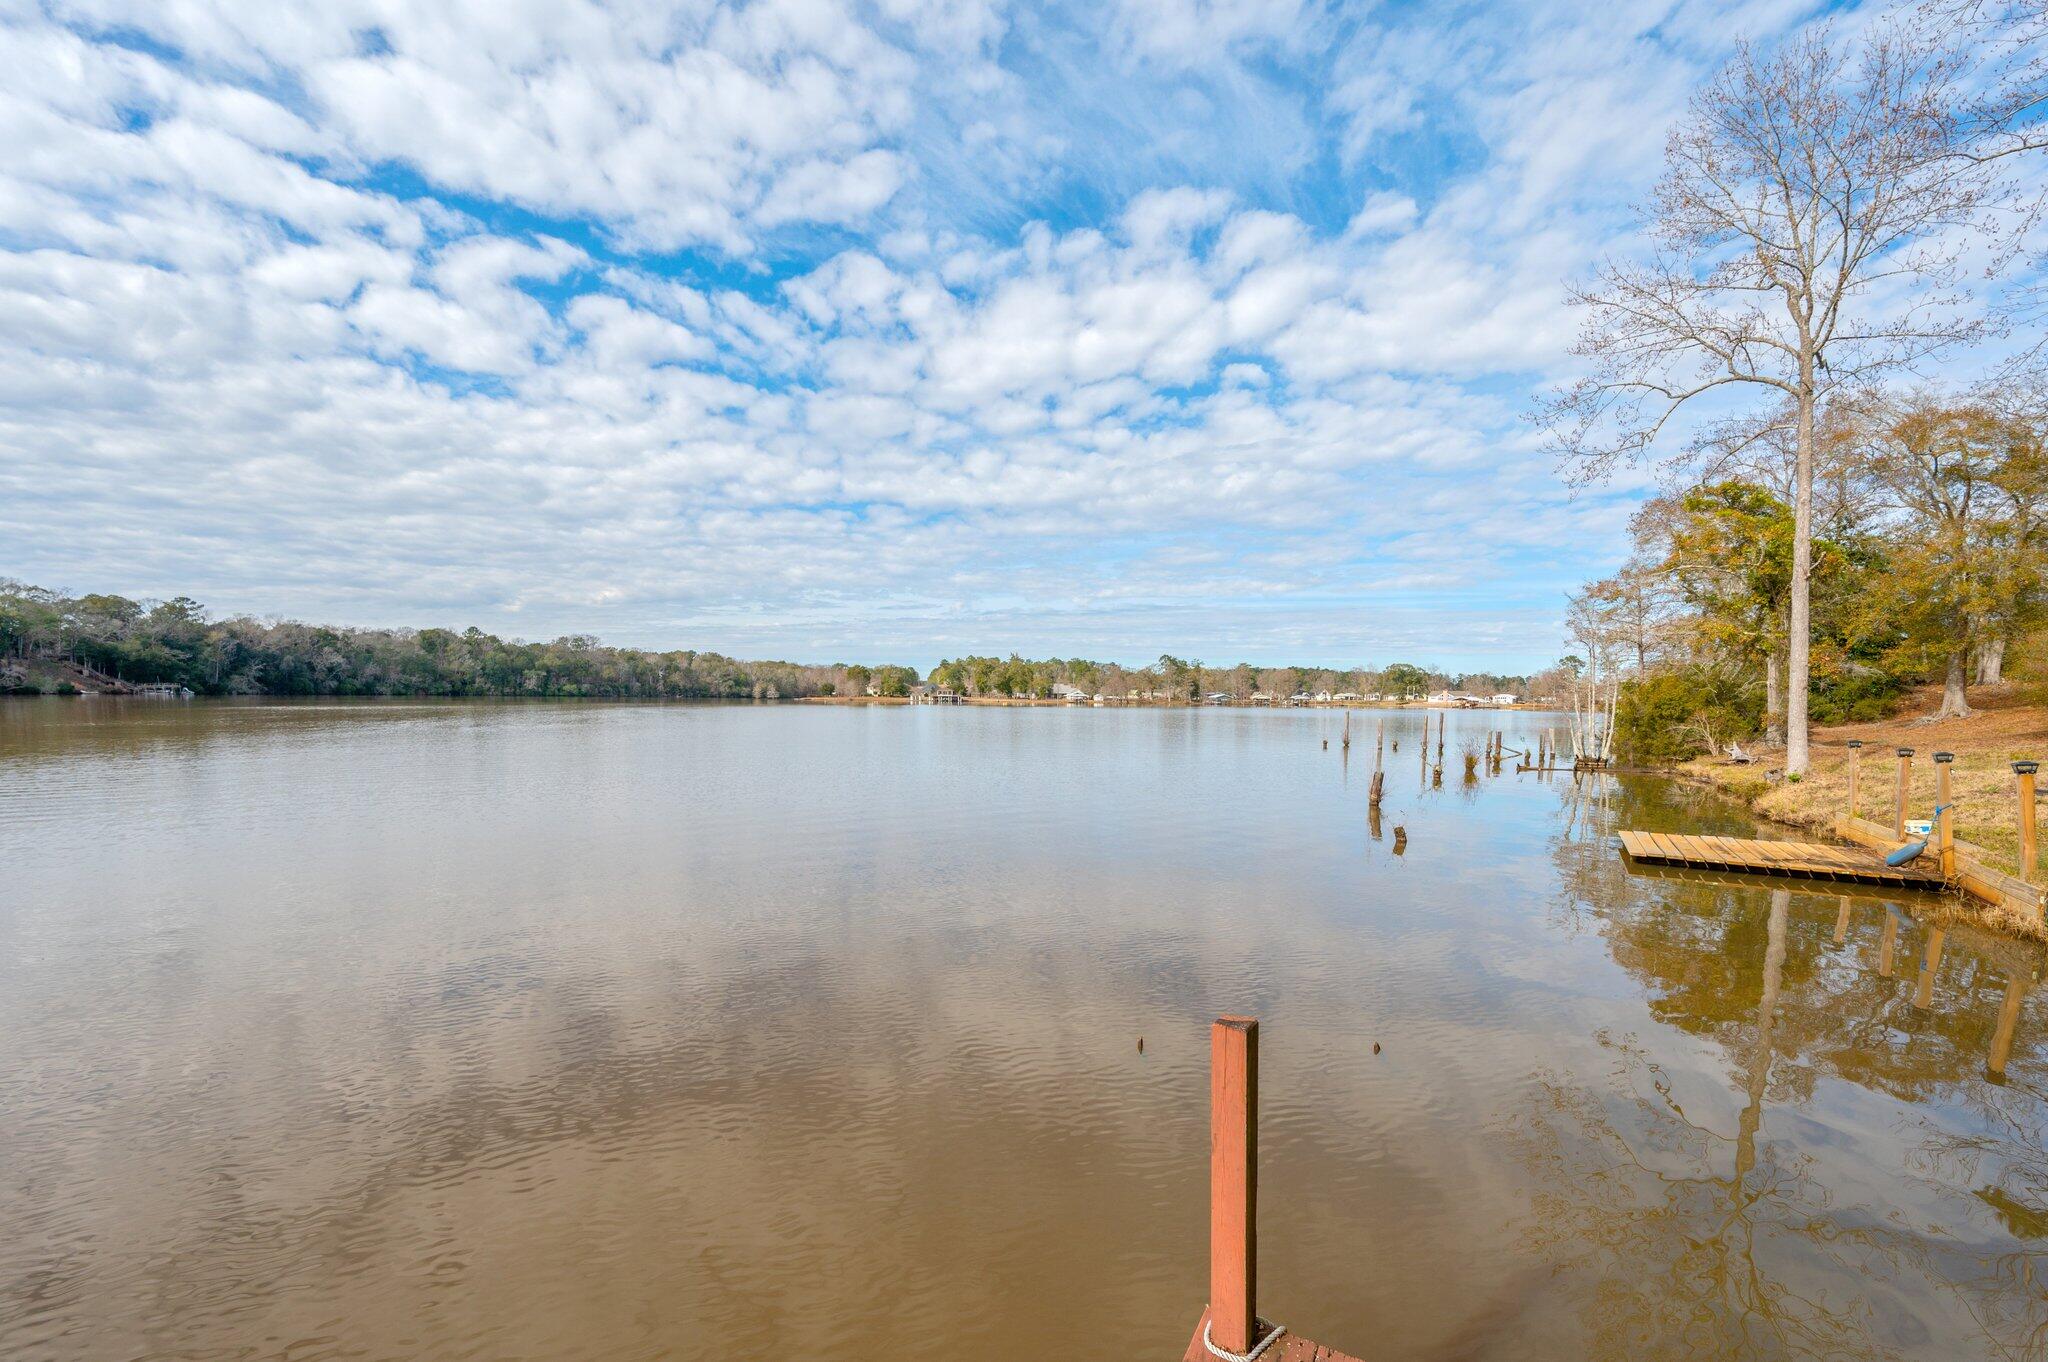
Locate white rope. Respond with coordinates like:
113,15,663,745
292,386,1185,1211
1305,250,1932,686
1203,1319,1286,1362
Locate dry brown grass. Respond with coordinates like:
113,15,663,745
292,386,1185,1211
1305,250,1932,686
1680,682,2048,942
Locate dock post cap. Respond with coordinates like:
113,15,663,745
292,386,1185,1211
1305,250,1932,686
2015,759,2040,775
1213,1014,1258,1030
1847,739,1863,749
1896,747,1915,757
1934,751,1955,763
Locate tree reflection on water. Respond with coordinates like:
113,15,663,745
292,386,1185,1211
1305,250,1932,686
1509,775,2048,1360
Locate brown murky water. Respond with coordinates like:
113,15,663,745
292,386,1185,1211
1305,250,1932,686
2,699,2043,1361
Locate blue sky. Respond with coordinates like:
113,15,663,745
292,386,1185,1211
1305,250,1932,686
0,0,1911,671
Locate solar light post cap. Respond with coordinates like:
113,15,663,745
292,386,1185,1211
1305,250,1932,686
1934,751,1955,764
2016,760,2040,775
1897,747,1915,757
1847,739,1863,749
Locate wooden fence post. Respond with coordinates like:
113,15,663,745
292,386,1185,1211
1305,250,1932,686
1934,752,1955,880
2016,760,2039,886
1845,740,1862,823
1210,1017,1258,1356
1894,748,1915,839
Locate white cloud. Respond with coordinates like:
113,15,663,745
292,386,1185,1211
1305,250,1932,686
0,0,1959,669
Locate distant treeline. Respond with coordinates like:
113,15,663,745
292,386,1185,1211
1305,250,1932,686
0,581,1532,703
0,582,890,700
927,654,1533,702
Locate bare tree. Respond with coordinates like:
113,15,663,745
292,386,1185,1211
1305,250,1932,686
1539,25,2001,774
1933,1,2048,162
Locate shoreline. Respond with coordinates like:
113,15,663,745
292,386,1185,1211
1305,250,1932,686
1670,686,2047,943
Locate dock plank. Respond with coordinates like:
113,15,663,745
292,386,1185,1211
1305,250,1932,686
1183,1311,1364,1362
1617,829,1945,890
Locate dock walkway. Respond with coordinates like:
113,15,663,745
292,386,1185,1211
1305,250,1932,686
1617,829,1946,889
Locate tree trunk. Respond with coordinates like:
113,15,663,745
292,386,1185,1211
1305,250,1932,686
1936,649,1973,719
1975,636,2006,686
1786,383,1814,776
1764,651,1784,747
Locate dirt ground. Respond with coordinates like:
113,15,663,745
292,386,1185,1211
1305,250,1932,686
1681,683,2048,941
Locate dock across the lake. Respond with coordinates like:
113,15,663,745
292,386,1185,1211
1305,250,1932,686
1617,829,1946,889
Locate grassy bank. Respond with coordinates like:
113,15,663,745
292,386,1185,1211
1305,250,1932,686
1678,683,2047,941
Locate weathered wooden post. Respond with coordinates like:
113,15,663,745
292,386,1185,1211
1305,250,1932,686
1894,748,1915,839
1833,895,1851,945
1934,752,1956,881
2015,760,2039,886
1209,1017,1258,1357
1845,740,1862,823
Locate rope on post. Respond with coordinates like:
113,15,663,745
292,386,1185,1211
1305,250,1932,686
1204,1320,1287,1362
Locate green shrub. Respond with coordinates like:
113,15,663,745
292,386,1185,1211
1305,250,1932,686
1615,671,1760,764
1809,670,1901,724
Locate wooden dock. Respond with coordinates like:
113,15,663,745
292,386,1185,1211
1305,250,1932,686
1617,829,1946,889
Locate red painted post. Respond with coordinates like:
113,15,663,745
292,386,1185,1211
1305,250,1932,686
1210,1016,1258,1355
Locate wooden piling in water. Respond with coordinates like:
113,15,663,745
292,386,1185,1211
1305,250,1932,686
1182,1018,1364,1362
1894,748,1914,839
1208,1017,1257,1357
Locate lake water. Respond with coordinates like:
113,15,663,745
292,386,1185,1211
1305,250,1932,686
2,699,2043,1361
